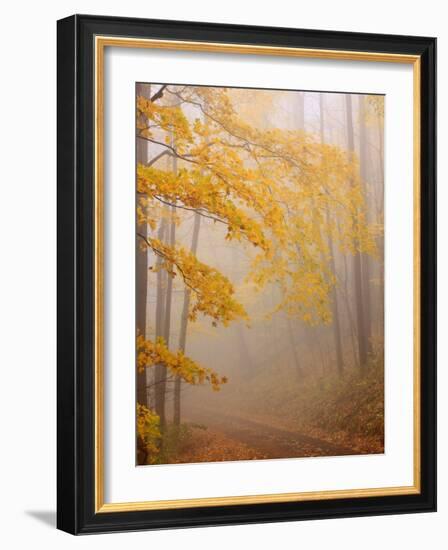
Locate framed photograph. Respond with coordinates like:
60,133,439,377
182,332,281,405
57,14,436,534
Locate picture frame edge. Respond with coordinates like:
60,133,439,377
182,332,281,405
56,14,436,535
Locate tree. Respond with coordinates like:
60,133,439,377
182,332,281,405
136,83,151,408
173,211,201,426
359,95,373,357
135,85,378,459
320,93,344,375
345,94,367,371
296,91,305,130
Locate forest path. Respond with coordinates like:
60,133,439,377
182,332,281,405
184,406,356,459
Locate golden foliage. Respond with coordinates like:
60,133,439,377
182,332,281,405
137,96,192,150
137,165,270,251
366,95,385,121
135,84,382,428
137,85,378,326
142,235,247,325
136,403,161,464
137,335,228,391
134,85,384,465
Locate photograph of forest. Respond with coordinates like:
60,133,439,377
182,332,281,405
135,83,384,466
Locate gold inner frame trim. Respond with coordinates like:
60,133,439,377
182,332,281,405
94,35,421,513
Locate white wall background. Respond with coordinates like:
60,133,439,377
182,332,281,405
0,1,443,547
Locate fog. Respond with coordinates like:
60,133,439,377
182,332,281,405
136,84,384,463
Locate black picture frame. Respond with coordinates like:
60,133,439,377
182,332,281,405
57,14,436,535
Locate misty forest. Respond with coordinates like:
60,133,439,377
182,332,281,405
135,83,384,466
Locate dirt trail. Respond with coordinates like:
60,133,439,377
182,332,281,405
185,406,356,459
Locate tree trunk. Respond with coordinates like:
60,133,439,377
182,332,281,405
136,83,151,407
174,110,208,426
320,94,344,375
173,212,201,426
326,215,344,375
236,322,253,372
359,95,373,357
377,108,385,335
285,90,305,378
155,207,175,429
154,139,178,429
154,219,167,425
345,94,368,371
341,245,359,368
296,92,305,130
287,317,301,378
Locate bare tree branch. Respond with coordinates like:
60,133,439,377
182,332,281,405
152,196,227,226
137,232,198,296
150,84,167,103
146,150,172,167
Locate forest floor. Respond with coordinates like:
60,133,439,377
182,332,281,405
169,358,384,464
171,407,359,464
